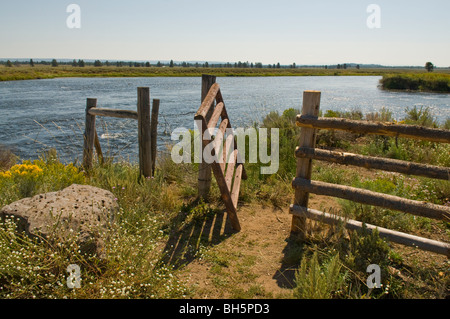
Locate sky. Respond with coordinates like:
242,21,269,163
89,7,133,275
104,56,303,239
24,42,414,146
1,0,449,66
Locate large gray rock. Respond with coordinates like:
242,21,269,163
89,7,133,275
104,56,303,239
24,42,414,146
0,184,118,257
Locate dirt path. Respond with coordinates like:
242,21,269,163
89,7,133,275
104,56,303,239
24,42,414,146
177,195,338,299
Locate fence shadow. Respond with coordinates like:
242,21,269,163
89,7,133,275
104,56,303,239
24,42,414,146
161,200,237,269
273,234,305,289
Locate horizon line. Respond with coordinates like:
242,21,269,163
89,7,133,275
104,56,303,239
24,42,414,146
1,58,448,69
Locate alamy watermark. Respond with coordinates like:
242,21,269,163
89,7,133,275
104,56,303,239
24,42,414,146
366,4,381,29
66,4,81,29
366,264,382,289
171,121,279,175
67,264,81,289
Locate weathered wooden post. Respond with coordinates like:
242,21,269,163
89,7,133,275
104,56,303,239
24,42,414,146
198,74,216,199
94,131,104,165
292,91,321,238
83,98,97,171
150,99,160,176
137,87,152,178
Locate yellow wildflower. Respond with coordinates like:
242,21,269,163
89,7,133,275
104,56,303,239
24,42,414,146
0,171,12,179
10,163,44,178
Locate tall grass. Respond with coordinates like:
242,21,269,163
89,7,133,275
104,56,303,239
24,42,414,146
3,65,448,82
0,151,197,299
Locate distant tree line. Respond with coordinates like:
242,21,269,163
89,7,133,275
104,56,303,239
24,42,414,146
1,59,442,71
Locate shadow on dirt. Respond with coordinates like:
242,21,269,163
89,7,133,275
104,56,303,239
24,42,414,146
161,199,237,269
273,234,305,289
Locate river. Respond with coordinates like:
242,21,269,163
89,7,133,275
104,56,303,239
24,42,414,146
0,76,448,163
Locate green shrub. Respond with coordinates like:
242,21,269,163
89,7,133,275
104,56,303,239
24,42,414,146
404,106,438,128
294,252,347,299
380,74,450,93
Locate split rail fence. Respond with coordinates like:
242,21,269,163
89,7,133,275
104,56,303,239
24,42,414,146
290,90,450,257
83,87,160,178
195,75,247,231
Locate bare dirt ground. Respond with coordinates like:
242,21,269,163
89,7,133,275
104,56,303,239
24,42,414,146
168,188,448,299
174,195,340,299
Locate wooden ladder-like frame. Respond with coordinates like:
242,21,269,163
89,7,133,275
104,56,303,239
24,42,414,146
195,83,247,231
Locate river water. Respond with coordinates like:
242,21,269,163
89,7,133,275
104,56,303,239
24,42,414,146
0,76,448,163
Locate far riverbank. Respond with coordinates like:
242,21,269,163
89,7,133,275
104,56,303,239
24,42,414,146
1,65,450,83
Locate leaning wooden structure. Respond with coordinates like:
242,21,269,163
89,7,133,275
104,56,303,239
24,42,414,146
195,75,247,231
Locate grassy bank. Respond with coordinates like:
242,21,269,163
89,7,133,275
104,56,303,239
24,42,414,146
380,73,450,93
0,106,449,299
2,65,450,81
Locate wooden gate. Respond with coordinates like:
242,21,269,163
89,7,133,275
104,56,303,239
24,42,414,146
195,78,247,231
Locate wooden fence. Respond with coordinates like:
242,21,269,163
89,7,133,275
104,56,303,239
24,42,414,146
290,90,450,257
83,87,160,178
195,75,247,231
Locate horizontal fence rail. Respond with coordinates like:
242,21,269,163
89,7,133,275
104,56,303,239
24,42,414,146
295,147,450,181
290,205,450,257
296,115,450,143
292,177,450,221
88,108,138,120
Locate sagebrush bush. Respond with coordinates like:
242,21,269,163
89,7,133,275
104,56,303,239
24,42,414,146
294,251,347,299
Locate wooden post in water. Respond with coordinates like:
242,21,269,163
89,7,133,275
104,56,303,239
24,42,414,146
83,98,97,171
151,99,160,176
137,87,152,178
292,91,321,238
198,74,216,199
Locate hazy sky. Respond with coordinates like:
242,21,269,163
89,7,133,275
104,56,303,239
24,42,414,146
1,0,449,66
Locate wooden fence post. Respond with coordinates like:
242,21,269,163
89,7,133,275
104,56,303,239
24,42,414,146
151,99,160,176
198,74,216,199
83,98,97,171
292,91,321,237
137,87,152,178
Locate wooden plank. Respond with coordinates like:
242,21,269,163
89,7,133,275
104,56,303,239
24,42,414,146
225,149,238,191
83,98,97,170
218,118,229,136
202,74,217,123
215,89,248,181
215,87,225,107
292,177,450,221
137,87,152,178
231,164,244,208
210,159,241,231
197,75,217,199
209,118,229,173
218,119,229,173
88,108,138,120
208,102,224,129
296,147,450,181
194,84,220,121
296,116,450,144
151,99,160,176
223,132,235,163
290,205,450,257
292,91,322,236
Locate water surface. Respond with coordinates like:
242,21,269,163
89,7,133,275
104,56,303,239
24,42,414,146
1,76,448,162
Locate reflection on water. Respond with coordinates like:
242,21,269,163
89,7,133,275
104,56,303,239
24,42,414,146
0,76,448,163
